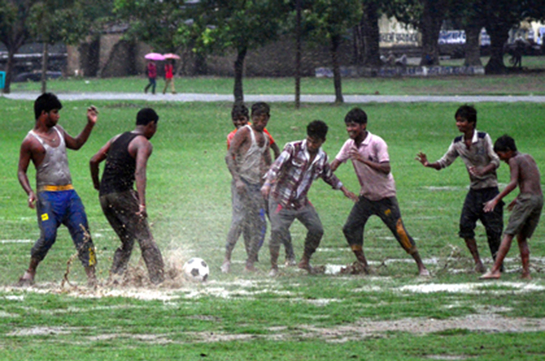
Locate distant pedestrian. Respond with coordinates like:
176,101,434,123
144,60,157,94
162,60,176,94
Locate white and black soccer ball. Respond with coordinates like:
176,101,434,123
182,257,210,282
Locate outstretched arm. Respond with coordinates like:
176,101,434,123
415,151,442,170
64,106,98,150
484,158,519,212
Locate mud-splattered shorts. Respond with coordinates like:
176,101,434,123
343,196,416,254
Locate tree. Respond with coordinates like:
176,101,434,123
193,0,289,103
481,0,545,74
305,0,362,103
445,0,486,66
386,0,451,66
0,0,37,93
360,0,383,67
28,0,99,92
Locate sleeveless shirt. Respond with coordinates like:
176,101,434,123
28,127,72,188
237,125,269,185
99,132,141,196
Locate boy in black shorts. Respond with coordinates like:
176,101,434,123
416,105,503,273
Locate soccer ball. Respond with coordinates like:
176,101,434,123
182,257,210,282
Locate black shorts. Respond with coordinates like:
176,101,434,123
459,187,503,239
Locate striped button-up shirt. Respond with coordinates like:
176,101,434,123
265,140,342,210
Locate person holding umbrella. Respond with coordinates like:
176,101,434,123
144,53,164,95
144,60,157,94
162,54,180,95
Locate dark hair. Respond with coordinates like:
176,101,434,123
231,103,249,119
251,102,270,116
307,120,328,140
455,105,477,125
136,108,159,125
494,134,517,152
344,107,367,124
34,93,62,120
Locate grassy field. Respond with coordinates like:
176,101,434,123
8,55,545,96
1,95,545,359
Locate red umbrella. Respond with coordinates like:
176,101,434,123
163,53,181,60
145,53,165,61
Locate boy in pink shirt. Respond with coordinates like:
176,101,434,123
331,107,429,276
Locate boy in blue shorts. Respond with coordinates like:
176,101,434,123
17,93,98,287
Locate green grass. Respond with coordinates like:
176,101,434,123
1,97,545,359
9,55,545,96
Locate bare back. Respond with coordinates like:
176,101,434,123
512,153,542,196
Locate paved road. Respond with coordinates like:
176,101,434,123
3,92,545,103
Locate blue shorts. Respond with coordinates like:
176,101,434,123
33,190,96,267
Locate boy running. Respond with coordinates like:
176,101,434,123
223,102,272,272
480,135,543,280
222,104,295,273
262,120,357,277
416,105,503,273
331,107,429,276
90,108,165,285
17,93,98,287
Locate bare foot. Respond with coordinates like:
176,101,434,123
220,260,231,274
419,268,431,277
521,273,532,280
297,260,312,272
268,267,279,277
284,256,297,267
244,261,257,272
474,263,487,274
479,271,501,280
16,271,35,287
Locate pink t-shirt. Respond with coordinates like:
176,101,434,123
335,131,396,201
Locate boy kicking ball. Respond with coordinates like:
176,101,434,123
480,135,543,280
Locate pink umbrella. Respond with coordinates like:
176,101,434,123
163,53,181,60
145,53,166,61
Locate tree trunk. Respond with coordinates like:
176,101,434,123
233,46,247,104
419,0,444,66
193,52,208,75
362,1,381,67
484,24,509,74
41,43,49,94
3,51,15,94
330,34,343,104
353,21,364,66
463,24,482,66
295,0,302,109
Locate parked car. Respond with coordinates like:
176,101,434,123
13,71,62,82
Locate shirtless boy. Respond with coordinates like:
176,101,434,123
17,93,98,287
480,135,543,280
223,102,272,272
